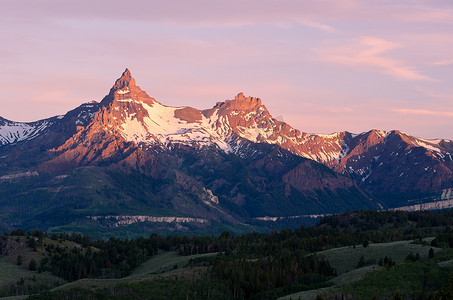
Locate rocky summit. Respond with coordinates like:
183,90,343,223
0,69,452,237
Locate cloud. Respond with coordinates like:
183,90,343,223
327,106,353,113
415,87,453,101
433,59,453,66
293,19,336,32
300,102,353,113
393,108,453,117
398,3,453,24
316,36,434,81
5,0,452,26
1,0,339,32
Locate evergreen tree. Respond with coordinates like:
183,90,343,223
393,290,402,300
357,255,366,268
29,258,37,271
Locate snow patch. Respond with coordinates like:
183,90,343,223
316,132,340,139
0,120,52,145
413,139,441,153
117,88,130,94
117,101,232,152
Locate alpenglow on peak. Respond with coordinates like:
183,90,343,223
112,68,136,91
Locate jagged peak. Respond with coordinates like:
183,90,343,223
235,92,246,101
234,92,260,103
100,68,155,105
368,129,388,138
213,93,263,111
112,68,136,91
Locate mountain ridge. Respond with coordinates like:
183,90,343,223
1,69,451,158
0,69,452,235
2,69,450,191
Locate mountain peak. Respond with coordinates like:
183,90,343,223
100,68,156,105
235,92,246,101
220,92,262,110
112,68,136,91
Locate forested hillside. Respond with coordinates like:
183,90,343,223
2,210,453,299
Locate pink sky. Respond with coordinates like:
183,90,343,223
1,0,452,140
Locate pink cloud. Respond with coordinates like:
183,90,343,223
397,3,453,24
1,0,340,32
415,87,453,102
299,102,353,113
292,19,336,32
2,0,452,39
316,36,434,81
393,108,453,117
1,0,453,141
433,59,453,66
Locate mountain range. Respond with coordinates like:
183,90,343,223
1,69,452,236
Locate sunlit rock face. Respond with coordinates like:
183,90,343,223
0,69,452,209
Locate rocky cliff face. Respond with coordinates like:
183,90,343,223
1,69,452,196
51,69,449,199
0,69,452,235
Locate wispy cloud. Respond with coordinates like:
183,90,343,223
398,4,453,24
327,106,353,113
1,0,453,140
393,108,453,117
316,36,433,81
300,102,353,113
416,87,453,101
293,19,336,32
432,59,453,66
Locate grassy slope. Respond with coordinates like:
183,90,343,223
49,251,218,292
0,237,65,298
0,235,218,297
318,238,439,275
49,238,438,300
2,235,449,299
130,251,218,276
338,262,452,299
279,238,442,300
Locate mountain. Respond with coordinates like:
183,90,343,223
0,69,452,236
0,116,58,146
